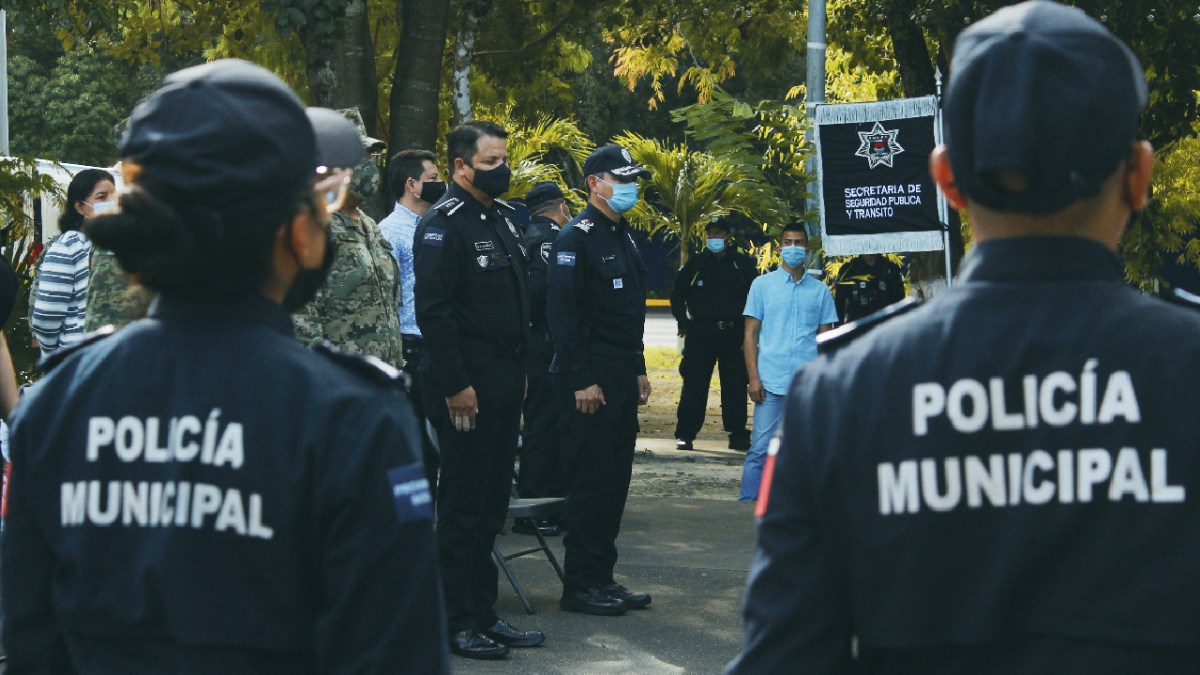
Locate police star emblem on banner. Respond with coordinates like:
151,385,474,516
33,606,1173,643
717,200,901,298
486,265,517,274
855,121,905,169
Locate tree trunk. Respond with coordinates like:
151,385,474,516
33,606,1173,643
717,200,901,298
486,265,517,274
302,0,379,134
389,0,451,154
886,0,936,97
451,2,491,126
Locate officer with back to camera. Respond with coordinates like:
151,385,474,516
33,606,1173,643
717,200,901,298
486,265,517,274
670,216,758,452
547,144,654,616
2,59,448,673
516,180,572,525
413,120,542,660
729,2,1200,672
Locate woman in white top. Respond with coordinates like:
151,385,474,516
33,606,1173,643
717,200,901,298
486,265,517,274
31,169,114,357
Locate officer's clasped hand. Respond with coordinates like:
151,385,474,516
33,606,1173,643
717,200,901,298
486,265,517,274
575,384,606,415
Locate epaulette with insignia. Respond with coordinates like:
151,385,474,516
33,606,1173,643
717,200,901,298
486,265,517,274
494,198,515,211
817,297,922,355
37,325,116,373
573,218,594,233
435,197,464,216
1165,287,1200,311
313,341,412,391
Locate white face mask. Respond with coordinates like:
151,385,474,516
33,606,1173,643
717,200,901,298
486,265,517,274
89,200,118,216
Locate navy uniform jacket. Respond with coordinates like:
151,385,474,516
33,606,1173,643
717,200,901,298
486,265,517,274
669,248,759,328
521,214,561,336
731,237,1200,674
2,293,448,674
547,203,647,390
413,181,530,397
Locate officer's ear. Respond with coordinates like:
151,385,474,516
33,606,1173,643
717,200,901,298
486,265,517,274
930,145,968,211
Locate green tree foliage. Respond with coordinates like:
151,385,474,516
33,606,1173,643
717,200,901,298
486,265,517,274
1122,121,1200,291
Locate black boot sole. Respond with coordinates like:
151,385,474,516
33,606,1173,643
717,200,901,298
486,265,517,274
560,596,628,616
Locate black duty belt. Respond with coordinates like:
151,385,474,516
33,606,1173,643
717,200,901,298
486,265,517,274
694,318,742,330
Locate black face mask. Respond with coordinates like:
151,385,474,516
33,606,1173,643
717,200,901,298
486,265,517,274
469,163,511,198
283,227,336,313
418,180,447,204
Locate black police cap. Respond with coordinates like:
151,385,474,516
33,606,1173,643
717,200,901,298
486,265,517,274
120,59,364,201
583,144,651,180
944,0,1147,215
525,181,565,213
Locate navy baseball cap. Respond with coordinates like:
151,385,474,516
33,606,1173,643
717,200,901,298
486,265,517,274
120,59,364,201
583,144,651,180
525,181,565,212
944,0,1147,215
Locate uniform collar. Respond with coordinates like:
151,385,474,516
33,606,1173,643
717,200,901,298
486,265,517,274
149,292,295,336
530,214,560,231
958,236,1125,284
582,203,623,233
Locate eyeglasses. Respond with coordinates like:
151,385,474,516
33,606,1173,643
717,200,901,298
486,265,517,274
313,166,353,215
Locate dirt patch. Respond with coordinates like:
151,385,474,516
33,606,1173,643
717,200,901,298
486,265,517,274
629,449,744,501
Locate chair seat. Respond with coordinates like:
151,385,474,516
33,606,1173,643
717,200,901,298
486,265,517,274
507,497,566,520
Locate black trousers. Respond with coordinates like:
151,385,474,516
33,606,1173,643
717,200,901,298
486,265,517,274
674,320,749,442
402,335,439,500
423,352,523,635
518,335,565,499
556,354,639,591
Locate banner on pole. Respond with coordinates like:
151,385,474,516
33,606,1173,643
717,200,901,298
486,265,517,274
814,96,945,256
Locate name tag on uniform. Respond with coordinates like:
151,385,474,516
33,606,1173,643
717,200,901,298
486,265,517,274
557,252,576,266
613,278,624,289
474,240,495,252
696,280,704,286
422,228,445,247
387,463,433,525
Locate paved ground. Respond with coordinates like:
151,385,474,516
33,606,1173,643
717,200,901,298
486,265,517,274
458,494,757,674
644,307,681,350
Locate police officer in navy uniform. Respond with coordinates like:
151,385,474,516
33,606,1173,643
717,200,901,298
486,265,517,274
1,60,448,673
548,144,654,616
670,217,758,451
729,3,1200,672
516,181,572,525
413,120,543,660
833,253,906,323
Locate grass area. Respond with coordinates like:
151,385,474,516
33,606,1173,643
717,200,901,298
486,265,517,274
640,347,753,441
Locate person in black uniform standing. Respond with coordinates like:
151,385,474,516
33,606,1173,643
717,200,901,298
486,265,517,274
729,3,1200,672
516,181,571,531
548,144,654,616
413,120,542,660
1,59,448,673
833,253,906,323
670,217,758,451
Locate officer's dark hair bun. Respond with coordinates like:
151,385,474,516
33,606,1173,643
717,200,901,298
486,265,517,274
85,178,303,297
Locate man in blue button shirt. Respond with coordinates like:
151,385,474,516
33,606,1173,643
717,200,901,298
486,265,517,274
741,223,836,501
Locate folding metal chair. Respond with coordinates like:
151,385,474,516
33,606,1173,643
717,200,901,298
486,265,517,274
494,493,567,614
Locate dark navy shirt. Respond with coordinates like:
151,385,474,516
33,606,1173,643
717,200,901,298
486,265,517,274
413,181,530,396
521,214,561,335
547,203,647,390
731,237,1200,674
670,248,759,326
3,293,448,674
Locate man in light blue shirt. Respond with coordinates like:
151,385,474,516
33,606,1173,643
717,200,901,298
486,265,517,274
740,223,837,500
379,148,445,493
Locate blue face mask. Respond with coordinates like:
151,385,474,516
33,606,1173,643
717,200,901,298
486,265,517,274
781,244,807,269
600,178,639,214
706,238,726,254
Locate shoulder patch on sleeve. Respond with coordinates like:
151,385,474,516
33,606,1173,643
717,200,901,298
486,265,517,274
420,227,446,247
540,242,553,263
37,326,116,373
817,297,922,355
1166,287,1200,311
387,463,434,524
573,218,594,233
435,197,463,216
313,341,412,390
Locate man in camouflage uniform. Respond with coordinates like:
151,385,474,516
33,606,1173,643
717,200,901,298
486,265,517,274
292,136,405,369
84,249,155,333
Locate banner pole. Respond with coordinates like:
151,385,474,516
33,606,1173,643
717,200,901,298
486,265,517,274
934,68,952,288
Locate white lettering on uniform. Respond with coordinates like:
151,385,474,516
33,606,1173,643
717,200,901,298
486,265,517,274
59,480,275,540
877,447,1183,515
